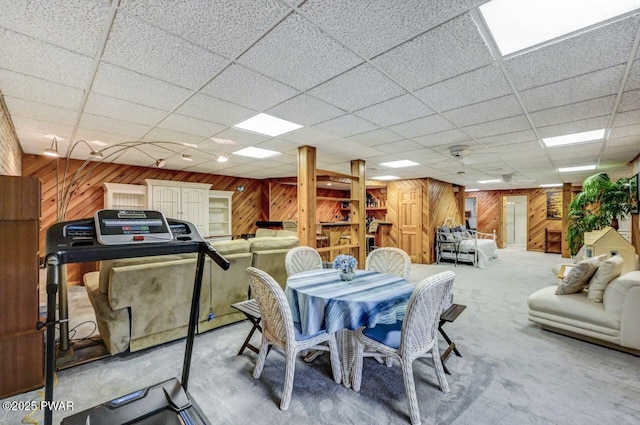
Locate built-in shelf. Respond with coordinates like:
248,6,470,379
209,190,233,238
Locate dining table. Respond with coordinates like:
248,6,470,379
285,268,415,387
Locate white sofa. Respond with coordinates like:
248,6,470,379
528,271,640,355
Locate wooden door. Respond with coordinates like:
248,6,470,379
500,196,508,248
398,186,422,263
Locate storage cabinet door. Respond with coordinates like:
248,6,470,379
151,186,181,220
181,187,208,237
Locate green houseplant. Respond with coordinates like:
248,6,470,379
566,172,634,255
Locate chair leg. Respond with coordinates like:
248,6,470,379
280,349,297,410
401,359,421,425
351,340,365,392
328,336,342,384
252,337,269,379
431,345,450,393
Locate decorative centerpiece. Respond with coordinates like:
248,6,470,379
333,254,357,281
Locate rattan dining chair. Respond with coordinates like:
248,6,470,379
285,246,323,277
351,271,455,425
365,247,411,280
246,267,342,410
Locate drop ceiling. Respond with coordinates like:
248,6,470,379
1,0,640,190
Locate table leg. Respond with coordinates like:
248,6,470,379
337,329,355,388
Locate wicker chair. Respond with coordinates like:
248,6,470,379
365,247,411,280
351,271,455,425
246,267,342,410
285,246,323,277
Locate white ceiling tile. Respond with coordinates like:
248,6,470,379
504,15,640,90
213,127,270,146
4,97,76,126
175,93,255,126
266,94,344,126
348,129,404,145
0,69,84,109
84,93,168,126
494,140,544,156
308,63,405,111
613,109,640,127
120,0,290,58
354,94,435,127
91,62,193,110
415,63,511,112
102,12,228,90
0,0,111,56
300,0,468,59
371,13,494,91
610,123,640,139
237,12,362,90
311,114,378,138
546,143,604,160
79,113,151,139
519,65,624,112
388,115,455,139
200,64,299,110
536,116,610,139
530,96,616,128
74,129,137,146
412,128,471,147
624,59,640,90
462,115,532,139
314,139,383,157
279,127,336,144
157,114,227,138
254,139,301,153
618,89,640,112
0,30,94,89
371,139,425,154
442,95,522,127
12,117,74,154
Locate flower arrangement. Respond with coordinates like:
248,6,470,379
333,254,357,274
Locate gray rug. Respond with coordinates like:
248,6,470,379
3,247,639,425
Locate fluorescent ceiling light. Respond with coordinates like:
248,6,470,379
558,165,597,173
380,160,419,168
234,113,302,137
232,146,281,159
211,137,238,145
542,129,605,147
479,0,640,56
182,142,198,148
540,183,562,188
465,189,479,192
477,179,502,184
91,140,108,147
371,175,400,181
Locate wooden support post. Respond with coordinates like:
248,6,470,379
351,160,366,266
457,185,466,225
297,146,316,248
562,183,572,258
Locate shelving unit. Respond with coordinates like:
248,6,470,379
208,190,233,240
103,183,147,210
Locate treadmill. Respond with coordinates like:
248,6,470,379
40,210,230,425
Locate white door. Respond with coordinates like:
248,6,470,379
181,187,208,236
152,186,181,220
505,195,527,246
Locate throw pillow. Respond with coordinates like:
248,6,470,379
555,255,606,295
587,255,624,303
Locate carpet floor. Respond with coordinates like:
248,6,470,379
2,246,639,425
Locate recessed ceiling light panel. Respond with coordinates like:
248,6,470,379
542,129,605,147
233,113,302,137
480,0,640,56
558,165,597,173
540,183,563,187
477,179,502,184
232,146,281,159
371,175,400,181
379,160,420,168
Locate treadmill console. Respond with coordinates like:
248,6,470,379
94,210,173,245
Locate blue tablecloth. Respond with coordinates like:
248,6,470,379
286,268,415,335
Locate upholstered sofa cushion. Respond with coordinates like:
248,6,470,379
603,271,640,322
98,253,195,294
209,238,250,255
588,255,624,303
556,255,605,295
249,236,299,252
255,228,278,238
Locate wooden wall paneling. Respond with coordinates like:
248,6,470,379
22,154,263,283
427,179,462,262
562,183,572,258
351,159,366,266
387,181,399,248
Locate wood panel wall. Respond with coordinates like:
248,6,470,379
22,154,263,283
466,188,565,251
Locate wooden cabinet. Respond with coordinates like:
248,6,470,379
103,183,147,210
208,190,233,240
0,176,43,398
144,179,211,237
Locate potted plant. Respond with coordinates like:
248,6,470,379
567,172,633,255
